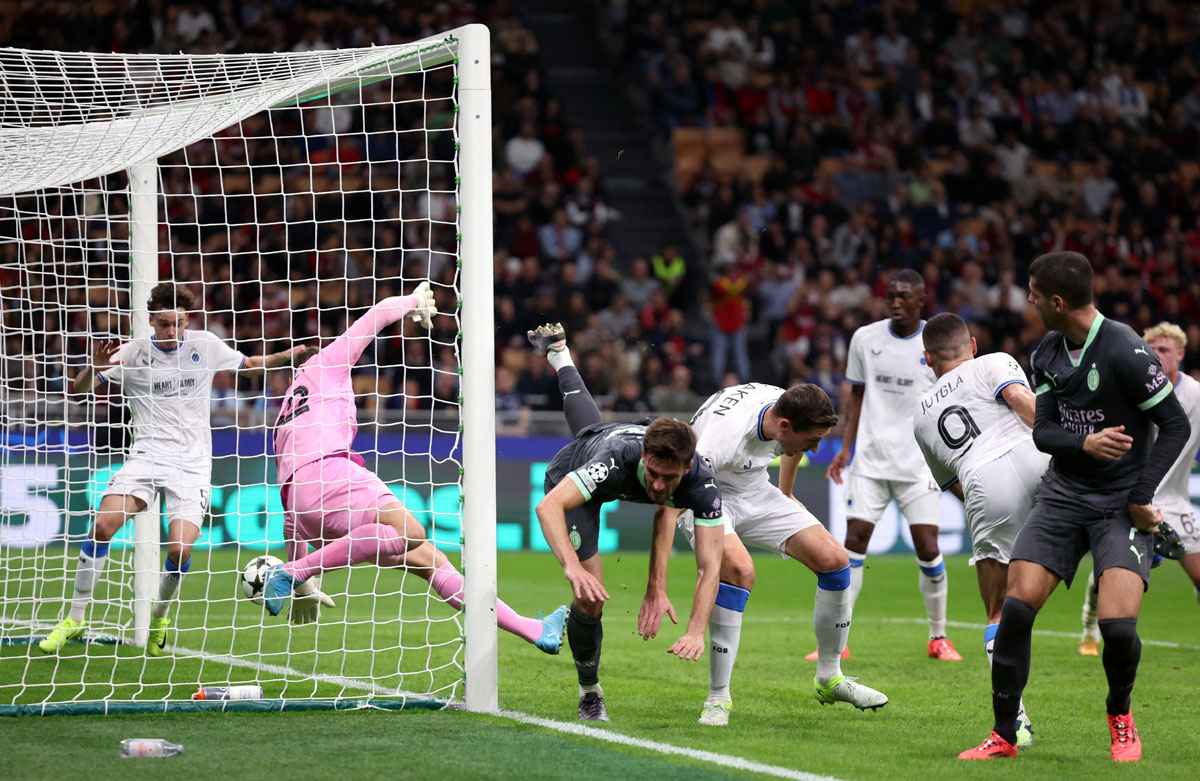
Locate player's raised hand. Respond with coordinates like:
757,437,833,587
564,563,609,605
637,588,677,640
1083,425,1133,462
410,281,436,329
667,631,705,661
1128,502,1162,533
92,339,120,369
826,448,850,484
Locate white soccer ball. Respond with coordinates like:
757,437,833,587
240,555,283,605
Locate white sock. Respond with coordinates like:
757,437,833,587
579,683,603,697
847,551,866,610
707,604,744,702
917,554,948,639
1081,569,1100,639
547,344,574,373
69,545,108,623
152,572,184,620
813,586,853,685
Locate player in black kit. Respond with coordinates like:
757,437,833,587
528,323,725,723
959,252,1190,762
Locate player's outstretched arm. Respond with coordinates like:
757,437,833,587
240,344,318,376
536,480,609,604
330,282,438,369
73,339,120,393
826,383,863,483
639,506,681,640
668,523,723,660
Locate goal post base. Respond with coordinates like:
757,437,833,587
0,697,449,717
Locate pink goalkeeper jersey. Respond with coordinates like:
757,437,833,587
273,294,421,484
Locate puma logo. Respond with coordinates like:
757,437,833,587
930,575,946,584
1129,545,1143,564
870,348,883,355
564,390,581,396
704,481,716,489
1134,347,1149,356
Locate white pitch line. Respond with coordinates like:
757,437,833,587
740,614,1200,650
878,617,1200,650
8,618,843,780
499,710,843,781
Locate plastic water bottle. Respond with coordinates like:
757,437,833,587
119,739,184,758
192,685,263,701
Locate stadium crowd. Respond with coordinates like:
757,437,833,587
3,0,1200,434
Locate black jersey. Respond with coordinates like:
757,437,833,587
1030,314,1173,493
547,421,726,527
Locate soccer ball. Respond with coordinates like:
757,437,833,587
240,555,283,605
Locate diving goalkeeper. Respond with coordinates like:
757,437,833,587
262,283,566,653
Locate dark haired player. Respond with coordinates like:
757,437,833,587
960,252,1190,762
529,323,725,723
913,312,1044,747
646,381,887,726
825,269,961,661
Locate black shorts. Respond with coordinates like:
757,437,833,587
1010,474,1154,589
544,427,607,562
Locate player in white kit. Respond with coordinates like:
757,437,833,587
39,282,312,656
912,313,1045,748
824,270,961,660
1078,322,1200,654
641,382,888,726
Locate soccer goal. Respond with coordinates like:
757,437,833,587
0,25,498,715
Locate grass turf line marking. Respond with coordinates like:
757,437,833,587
9,621,841,779
500,710,843,781
6,618,407,698
878,617,1200,650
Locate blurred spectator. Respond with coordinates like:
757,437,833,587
652,365,701,413
710,262,751,384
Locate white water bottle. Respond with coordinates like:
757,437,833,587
119,739,184,758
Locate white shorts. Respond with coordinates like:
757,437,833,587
1161,507,1200,556
962,441,1050,565
844,470,941,526
678,476,820,558
103,456,210,527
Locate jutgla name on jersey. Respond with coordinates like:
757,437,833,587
874,374,914,388
152,377,197,394
920,375,963,414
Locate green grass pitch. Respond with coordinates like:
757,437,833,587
2,549,1197,779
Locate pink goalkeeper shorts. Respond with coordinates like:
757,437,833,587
281,455,399,548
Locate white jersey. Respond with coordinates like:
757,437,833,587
690,383,784,489
98,330,245,466
912,352,1032,490
845,318,937,481
1154,372,1200,515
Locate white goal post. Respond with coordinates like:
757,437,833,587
0,25,497,714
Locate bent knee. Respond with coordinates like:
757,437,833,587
843,521,874,553
721,555,756,589
814,548,850,574
164,543,191,565
572,598,605,617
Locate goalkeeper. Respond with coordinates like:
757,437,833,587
262,284,567,654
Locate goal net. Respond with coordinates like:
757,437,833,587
0,25,498,715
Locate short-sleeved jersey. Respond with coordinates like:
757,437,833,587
98,330,246,464
690,383,786,490
913,352,1033,491
1030,313,1174,494
559,422,726,526
845,318,938,480
1153,372,1200,515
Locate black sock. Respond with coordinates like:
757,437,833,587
1099,618,1140,717
557,366,604,436
991,596,1037,745
567,605,603,687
